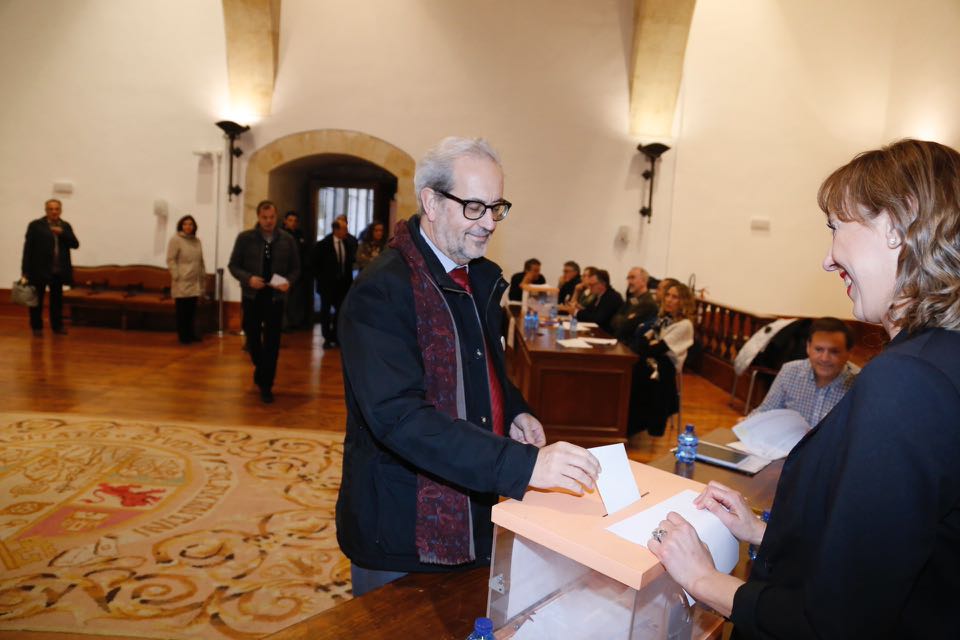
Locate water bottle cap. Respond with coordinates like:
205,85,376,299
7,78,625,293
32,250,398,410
684,424,695,433
474,617,493,633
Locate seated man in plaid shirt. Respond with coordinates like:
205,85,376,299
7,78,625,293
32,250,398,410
750,317,859,426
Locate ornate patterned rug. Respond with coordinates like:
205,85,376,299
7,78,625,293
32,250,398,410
0,414,352,639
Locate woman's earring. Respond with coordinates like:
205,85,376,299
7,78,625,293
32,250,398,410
888,237,900,248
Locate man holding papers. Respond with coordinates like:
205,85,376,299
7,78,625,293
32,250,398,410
750,317,858,426
228,200,300,403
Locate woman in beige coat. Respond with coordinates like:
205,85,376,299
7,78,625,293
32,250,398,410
166,215,206,344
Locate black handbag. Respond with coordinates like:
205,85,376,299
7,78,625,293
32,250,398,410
11,280,38,307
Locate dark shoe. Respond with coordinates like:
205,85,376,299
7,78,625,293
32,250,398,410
52,327,68,335
260,388,274,404
323,340,338,349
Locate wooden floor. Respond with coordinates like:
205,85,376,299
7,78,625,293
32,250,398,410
0,314,742,640
0,315,741,462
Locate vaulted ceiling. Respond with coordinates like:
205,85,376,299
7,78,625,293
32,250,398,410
219,0,696,136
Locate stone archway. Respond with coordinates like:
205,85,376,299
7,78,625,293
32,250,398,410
243,129,416,228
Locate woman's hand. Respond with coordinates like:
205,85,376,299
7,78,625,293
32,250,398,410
647,512,719,592
648,511,742,618
693,481,766,545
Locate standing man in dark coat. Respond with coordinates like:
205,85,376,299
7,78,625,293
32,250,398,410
21,199,80,336
228,200,300,403
335,137,600,597
313,219,355,348
281,211,311,330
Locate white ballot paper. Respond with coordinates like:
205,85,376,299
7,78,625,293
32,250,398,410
732,408,811,460
525,283,557,293
268,273,289,288
584,337,618,346
606,489,739,604
589,444,642,515
560,321,589,332
557,338,593,349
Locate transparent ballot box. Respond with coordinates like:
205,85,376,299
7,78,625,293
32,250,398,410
487,461,724,640
487,528,691,639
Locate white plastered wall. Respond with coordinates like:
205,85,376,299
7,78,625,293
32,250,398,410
1,0,959,313
665,0,960,317
0,0,234,293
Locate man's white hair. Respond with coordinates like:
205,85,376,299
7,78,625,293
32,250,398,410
414,137,502,212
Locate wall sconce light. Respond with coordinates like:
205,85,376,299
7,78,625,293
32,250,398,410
216,120,250,201
637,142,670,222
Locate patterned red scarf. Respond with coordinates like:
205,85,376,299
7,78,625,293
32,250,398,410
389,219,474,565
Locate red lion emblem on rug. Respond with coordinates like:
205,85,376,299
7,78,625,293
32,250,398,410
82,483,166,508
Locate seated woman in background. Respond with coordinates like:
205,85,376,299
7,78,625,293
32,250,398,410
508,257,547,301
166,214,206,344
356,221,387,271
648,139,960,638
626,279,694,438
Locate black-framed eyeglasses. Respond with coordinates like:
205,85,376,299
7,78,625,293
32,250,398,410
437,190,511,221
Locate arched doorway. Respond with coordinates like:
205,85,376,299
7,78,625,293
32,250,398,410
243,129,417,229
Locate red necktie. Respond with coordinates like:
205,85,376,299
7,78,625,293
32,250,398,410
449,267,504,436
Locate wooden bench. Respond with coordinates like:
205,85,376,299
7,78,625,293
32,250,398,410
64,265,215,331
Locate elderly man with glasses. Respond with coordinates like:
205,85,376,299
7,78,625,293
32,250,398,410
335,136,600,596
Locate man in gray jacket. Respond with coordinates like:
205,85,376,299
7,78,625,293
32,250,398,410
228,200,300,403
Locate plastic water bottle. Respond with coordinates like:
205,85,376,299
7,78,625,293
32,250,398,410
523,310,533,334
548,304,558,325
675,424,698,463
556,321,566,340
568,314,578,334
748,510,771,561
532,310,540,330
466,617,495,640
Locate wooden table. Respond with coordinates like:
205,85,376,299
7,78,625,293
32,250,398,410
647,427,783,513
506,317,637,447
264,565,724,640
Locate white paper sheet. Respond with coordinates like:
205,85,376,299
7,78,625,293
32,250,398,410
584,337,618,346
588,444,642,515
525,283,558,293
606,489,739,604
560,321,589,332
268,273,289,287
557,338,592,348
732,408,811,460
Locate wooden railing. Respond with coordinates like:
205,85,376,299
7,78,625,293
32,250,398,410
690,298,886,406
694,298,778,365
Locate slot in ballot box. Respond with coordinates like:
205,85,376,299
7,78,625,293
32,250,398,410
487,462,723,639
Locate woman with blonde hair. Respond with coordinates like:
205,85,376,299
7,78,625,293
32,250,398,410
167,214,206,344
648,139,960,638
626,280,695,438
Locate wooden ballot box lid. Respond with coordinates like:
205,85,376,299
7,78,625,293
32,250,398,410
491,461,704,590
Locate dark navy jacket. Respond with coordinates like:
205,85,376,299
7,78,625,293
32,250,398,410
731,328,960,639
335,216,538,572
22,217,80,284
